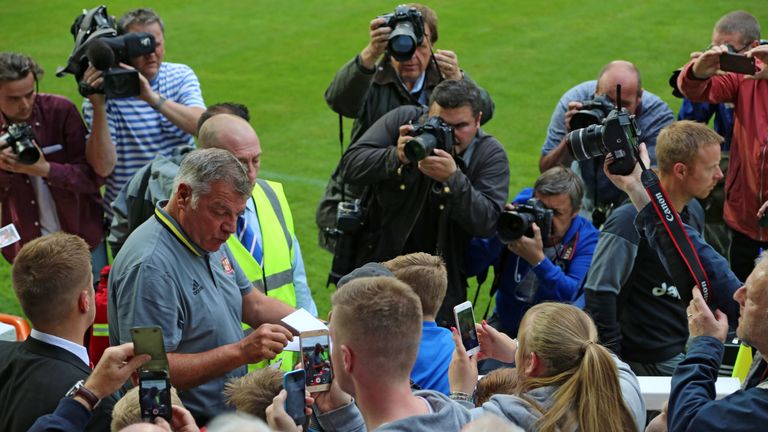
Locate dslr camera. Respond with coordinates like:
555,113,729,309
569,94,614,130
336,199,364,235
57,5,156,99
497,198,553,245
566,85,641,176
0,124,40,165
380,5,425,61
404,116,455,162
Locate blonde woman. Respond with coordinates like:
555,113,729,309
449,303,644,431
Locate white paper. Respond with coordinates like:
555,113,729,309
0,224,21,249
281,308,328,333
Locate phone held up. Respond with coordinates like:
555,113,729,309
130,326,172,423
720,52,757,75
283,369,307,426
300,329,333,392
454,301,480,357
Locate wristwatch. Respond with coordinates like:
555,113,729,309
65,379,100,410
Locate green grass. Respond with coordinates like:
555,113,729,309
1,0,766,321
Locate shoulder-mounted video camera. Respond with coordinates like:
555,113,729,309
56,5,156,99
566,85,641,176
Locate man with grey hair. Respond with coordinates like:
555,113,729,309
108,148,295,425
81,7,205,221
0,52,103,274
466,167,598,349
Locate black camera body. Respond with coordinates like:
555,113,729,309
566,86,641,176
0,124,40,165
497,198,553,245
380,5,425,61
57,5,156,99
404,116,455,162
336,199,364,235
569,94,614,130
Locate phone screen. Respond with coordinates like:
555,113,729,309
284,369,306,425
455,304,480,354
139,372,171,422
300,332,333,391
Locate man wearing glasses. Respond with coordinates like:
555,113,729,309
678,10,766,283
0,52,103,273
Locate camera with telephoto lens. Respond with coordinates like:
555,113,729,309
497,198,553,245
0,124,40,165
404,116,455,162
569,94,615,130
380,5,425,62
56,5,156,99
566,85,641,176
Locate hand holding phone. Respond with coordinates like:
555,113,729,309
453,301,480,356
130,326,172,422
283,369,307,426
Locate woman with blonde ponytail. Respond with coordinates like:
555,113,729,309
448,302,645,431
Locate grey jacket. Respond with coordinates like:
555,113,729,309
464,355,646,431
325,54,495,143
316,390,472,431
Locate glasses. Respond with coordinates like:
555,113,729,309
707,42,751,53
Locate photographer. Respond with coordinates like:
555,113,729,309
677,11,768,284
340,79,509,327
584,121,727,376
466,167,598,346
318,3,495,254
539,61,674,224
0,52,103,271
81,8,205,221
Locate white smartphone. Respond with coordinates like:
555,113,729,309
453,301,480,356
300,329,333,392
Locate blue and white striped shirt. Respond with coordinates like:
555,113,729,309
83,62,205,219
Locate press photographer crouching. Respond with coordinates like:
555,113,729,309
0,52,104,273
465,166,599,372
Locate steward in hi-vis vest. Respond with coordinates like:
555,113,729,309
226,179,298,372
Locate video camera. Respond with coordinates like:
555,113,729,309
566,85,641,176
0,124,40,165
56,5,156,99
569,94,614,130
380,5,425,62
404,116,455,162
497,198,553,245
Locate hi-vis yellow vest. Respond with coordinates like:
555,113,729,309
226,179,298,372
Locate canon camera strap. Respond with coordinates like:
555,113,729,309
640,167,713,305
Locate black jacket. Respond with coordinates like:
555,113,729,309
341,105,509,325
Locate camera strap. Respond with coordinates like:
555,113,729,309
640,168,713,305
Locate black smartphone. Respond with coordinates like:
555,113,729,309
300,329,333,392
720,52,756,74
283,369,307,426
139,370,172,422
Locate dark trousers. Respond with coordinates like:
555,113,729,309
729,229,768,283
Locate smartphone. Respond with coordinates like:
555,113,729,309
283,369,307,426
453,301,480,356
139,370,172,422
130,326,169,372
300,329,333,392
720,52,756,75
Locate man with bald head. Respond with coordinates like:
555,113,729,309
540,60,675,225
109,148,296,425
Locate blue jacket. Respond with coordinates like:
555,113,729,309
466,188,599,335
668,336,768,432
678,98,733,151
